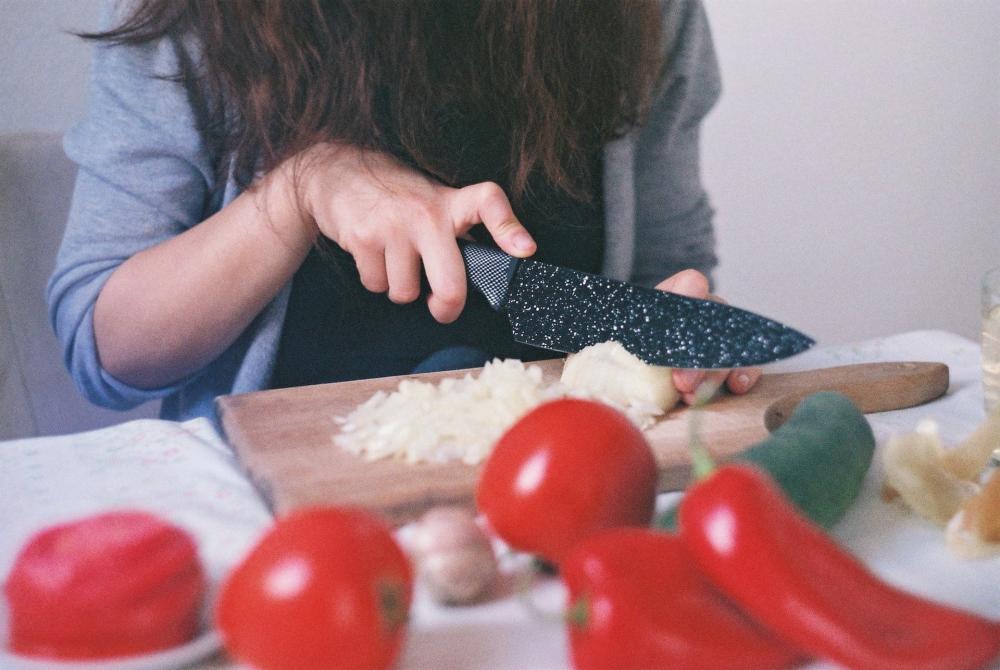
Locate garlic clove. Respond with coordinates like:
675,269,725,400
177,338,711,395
409,506,499,605
420,547,499,605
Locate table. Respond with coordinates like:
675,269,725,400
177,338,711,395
2,330,998,669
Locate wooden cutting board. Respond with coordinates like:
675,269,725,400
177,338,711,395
217,361,948,526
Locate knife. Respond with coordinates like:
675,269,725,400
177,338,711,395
459,240,814,369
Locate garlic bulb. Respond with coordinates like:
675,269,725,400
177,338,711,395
410,507,498,605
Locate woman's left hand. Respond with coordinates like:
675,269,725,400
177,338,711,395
655,270,762,405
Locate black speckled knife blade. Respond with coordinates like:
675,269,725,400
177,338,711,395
459,241,814,368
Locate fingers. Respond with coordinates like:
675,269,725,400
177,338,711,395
676,367,761,404
449,182,536,257
354,248,389,294
383,229,469,324
726,366,762,395
385,243,421,305
677,370,728,405
338,177,532,324
656,268,761,403
655,268,710,297
659,268,713,400
674,368,708,396
419,232,468,324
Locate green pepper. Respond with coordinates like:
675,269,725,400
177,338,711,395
657,391,875,530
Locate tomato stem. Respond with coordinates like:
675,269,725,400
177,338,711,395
378,580,409,631
565,595,590,628
515,562,564,625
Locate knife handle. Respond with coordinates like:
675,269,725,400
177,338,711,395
457,240,520,311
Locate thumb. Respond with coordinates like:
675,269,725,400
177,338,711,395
655,269,710,298
449,181,536,257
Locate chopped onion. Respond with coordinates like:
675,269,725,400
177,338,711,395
335,359,556,465
560,341,678,429
334,343,678,464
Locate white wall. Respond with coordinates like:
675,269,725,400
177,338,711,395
702,0,1000,344
1,0,997,346
0,0,101,133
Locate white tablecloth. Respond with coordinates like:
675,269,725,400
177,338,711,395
1,330,997,669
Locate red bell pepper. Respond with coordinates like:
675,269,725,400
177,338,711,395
680,464,1000,670
560,528,804,670
4,510,206,659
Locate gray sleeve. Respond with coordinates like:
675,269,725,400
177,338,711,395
630,0,721,288
46,7,217,410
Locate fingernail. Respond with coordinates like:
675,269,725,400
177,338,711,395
675,369,705,390
735,373,750,392
513,232,535,252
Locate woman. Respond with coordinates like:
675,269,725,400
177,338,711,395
48,0,759,422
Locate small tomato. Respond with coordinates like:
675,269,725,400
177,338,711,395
4,510,205,660
476,398,658,564
216,507,412,670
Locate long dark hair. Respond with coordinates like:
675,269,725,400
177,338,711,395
85,1,663,202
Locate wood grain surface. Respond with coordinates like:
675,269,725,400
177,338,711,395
217,361,949,526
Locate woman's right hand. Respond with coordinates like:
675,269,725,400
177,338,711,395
90,142,532,390
295,144,537,324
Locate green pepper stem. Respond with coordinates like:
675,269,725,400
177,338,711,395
688,379,720,480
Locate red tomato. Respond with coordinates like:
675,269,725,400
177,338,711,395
4,510,205,659
476,398,658,564
216,507,413,670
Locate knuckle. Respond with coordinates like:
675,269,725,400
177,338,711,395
676,269,710,297
431,304,461,324
707,292,728,305
347,225,379,250
477,181,506,201
435,285,465,307
413,201,436,222
479,183,513,214
361,275,388,293
493,218,521,236
388,286,420,304
410,199,444,227
405,202,452,238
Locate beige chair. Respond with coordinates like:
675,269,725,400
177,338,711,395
0,132,159,440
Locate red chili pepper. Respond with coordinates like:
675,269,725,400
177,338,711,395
560,528,804,670
680,464,1000,670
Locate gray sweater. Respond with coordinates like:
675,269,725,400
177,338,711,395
47,0,721,422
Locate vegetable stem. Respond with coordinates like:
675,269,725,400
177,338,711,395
688,380,720,480
515,563,564,625
565,596,590,628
